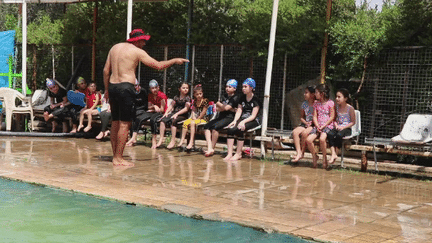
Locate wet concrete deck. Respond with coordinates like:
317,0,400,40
0,137,431,243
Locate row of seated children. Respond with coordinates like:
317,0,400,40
125,78,262,161
291,84,356,169
43,77,107,134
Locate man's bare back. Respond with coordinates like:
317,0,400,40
105,42,151,85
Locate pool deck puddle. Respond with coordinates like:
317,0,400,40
1,137,432,242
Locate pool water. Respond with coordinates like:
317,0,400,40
0,178,311,242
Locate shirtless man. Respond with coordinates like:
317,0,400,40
103,29,188,166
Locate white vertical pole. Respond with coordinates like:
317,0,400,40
52,45,55,79
22,0,27,95
260,0,279,158
218,45,223,100
280,52,287,130
126,0,133,40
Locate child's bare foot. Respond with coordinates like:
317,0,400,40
77,125,84,132
83,126,92,132
70,128,77,134
186,144,193,150
126,138,136,147
112,158,134,166
166,142,176,149
204,149,214,157
177,140,186,148
223,154,233,161
96,132,104,140
43,113,50,122
230,153,242,161
103,131,110,138
151,144,157,149
292,153,303,163
329,155,338,164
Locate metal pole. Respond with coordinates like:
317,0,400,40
260,0,279,158
280,52,287,130
320,0,333,84
190,44,195,96
184,0,193,82
22,0,27,95
218,45,224,101
127,0,133,39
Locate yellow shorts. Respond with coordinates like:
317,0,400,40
183,118,207,128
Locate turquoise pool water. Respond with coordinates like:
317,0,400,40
0,178,311,242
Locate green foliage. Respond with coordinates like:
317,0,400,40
328,1,398,78
0,4,19,32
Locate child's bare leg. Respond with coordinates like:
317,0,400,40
211,130,219,148
204,129,213,154
300,127,313,156
51,120,57,133
77,110,86,131
126,132,138,146
292,127,305,162
231,139,244,161
70,124,78,133
186,122,196,149
178,126,188,147
167,125,177,149
306,134,318,168
151,134,158,149
84,110,96,132
156,122,166,148
224,138,235,161
329,146,338,164
62,122,68,133
319,133,328,168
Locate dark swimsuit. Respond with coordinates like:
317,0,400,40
108,82,135,122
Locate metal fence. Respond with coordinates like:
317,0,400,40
360,47,432,141
17,43,432,144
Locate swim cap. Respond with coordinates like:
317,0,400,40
243,78,256,89
149,79,159,88
77,77,86,85
46,78,56,88
226,79,238,88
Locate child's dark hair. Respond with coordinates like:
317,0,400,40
193,84,203,93
337,88,352,105
306,85,316,94
315,84,330,99
179,82,190,90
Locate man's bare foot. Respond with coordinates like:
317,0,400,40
96,132,104,140
83,126,92,132
77,125,84,132
292,153,303,163
126,139,136,147
329,155,338,164
230,153,242,161
112,158,134,166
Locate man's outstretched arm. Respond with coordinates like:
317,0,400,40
138,49,188,70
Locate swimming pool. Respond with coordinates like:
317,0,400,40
0,178,311,242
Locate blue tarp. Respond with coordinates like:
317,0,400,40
0,30,16,88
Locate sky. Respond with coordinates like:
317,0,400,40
355,0,385,11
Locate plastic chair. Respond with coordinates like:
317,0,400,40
341,110,361,167
0,87,34,131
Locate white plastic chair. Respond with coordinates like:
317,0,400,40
391,114,432,144
0,87,34,131
341,110,361,167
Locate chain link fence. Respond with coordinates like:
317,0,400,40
14,43,432,144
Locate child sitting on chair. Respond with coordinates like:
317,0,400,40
224,78,262,161
77,82,101,132
178,84,210,151
43,78,70,133
328,88,356,164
